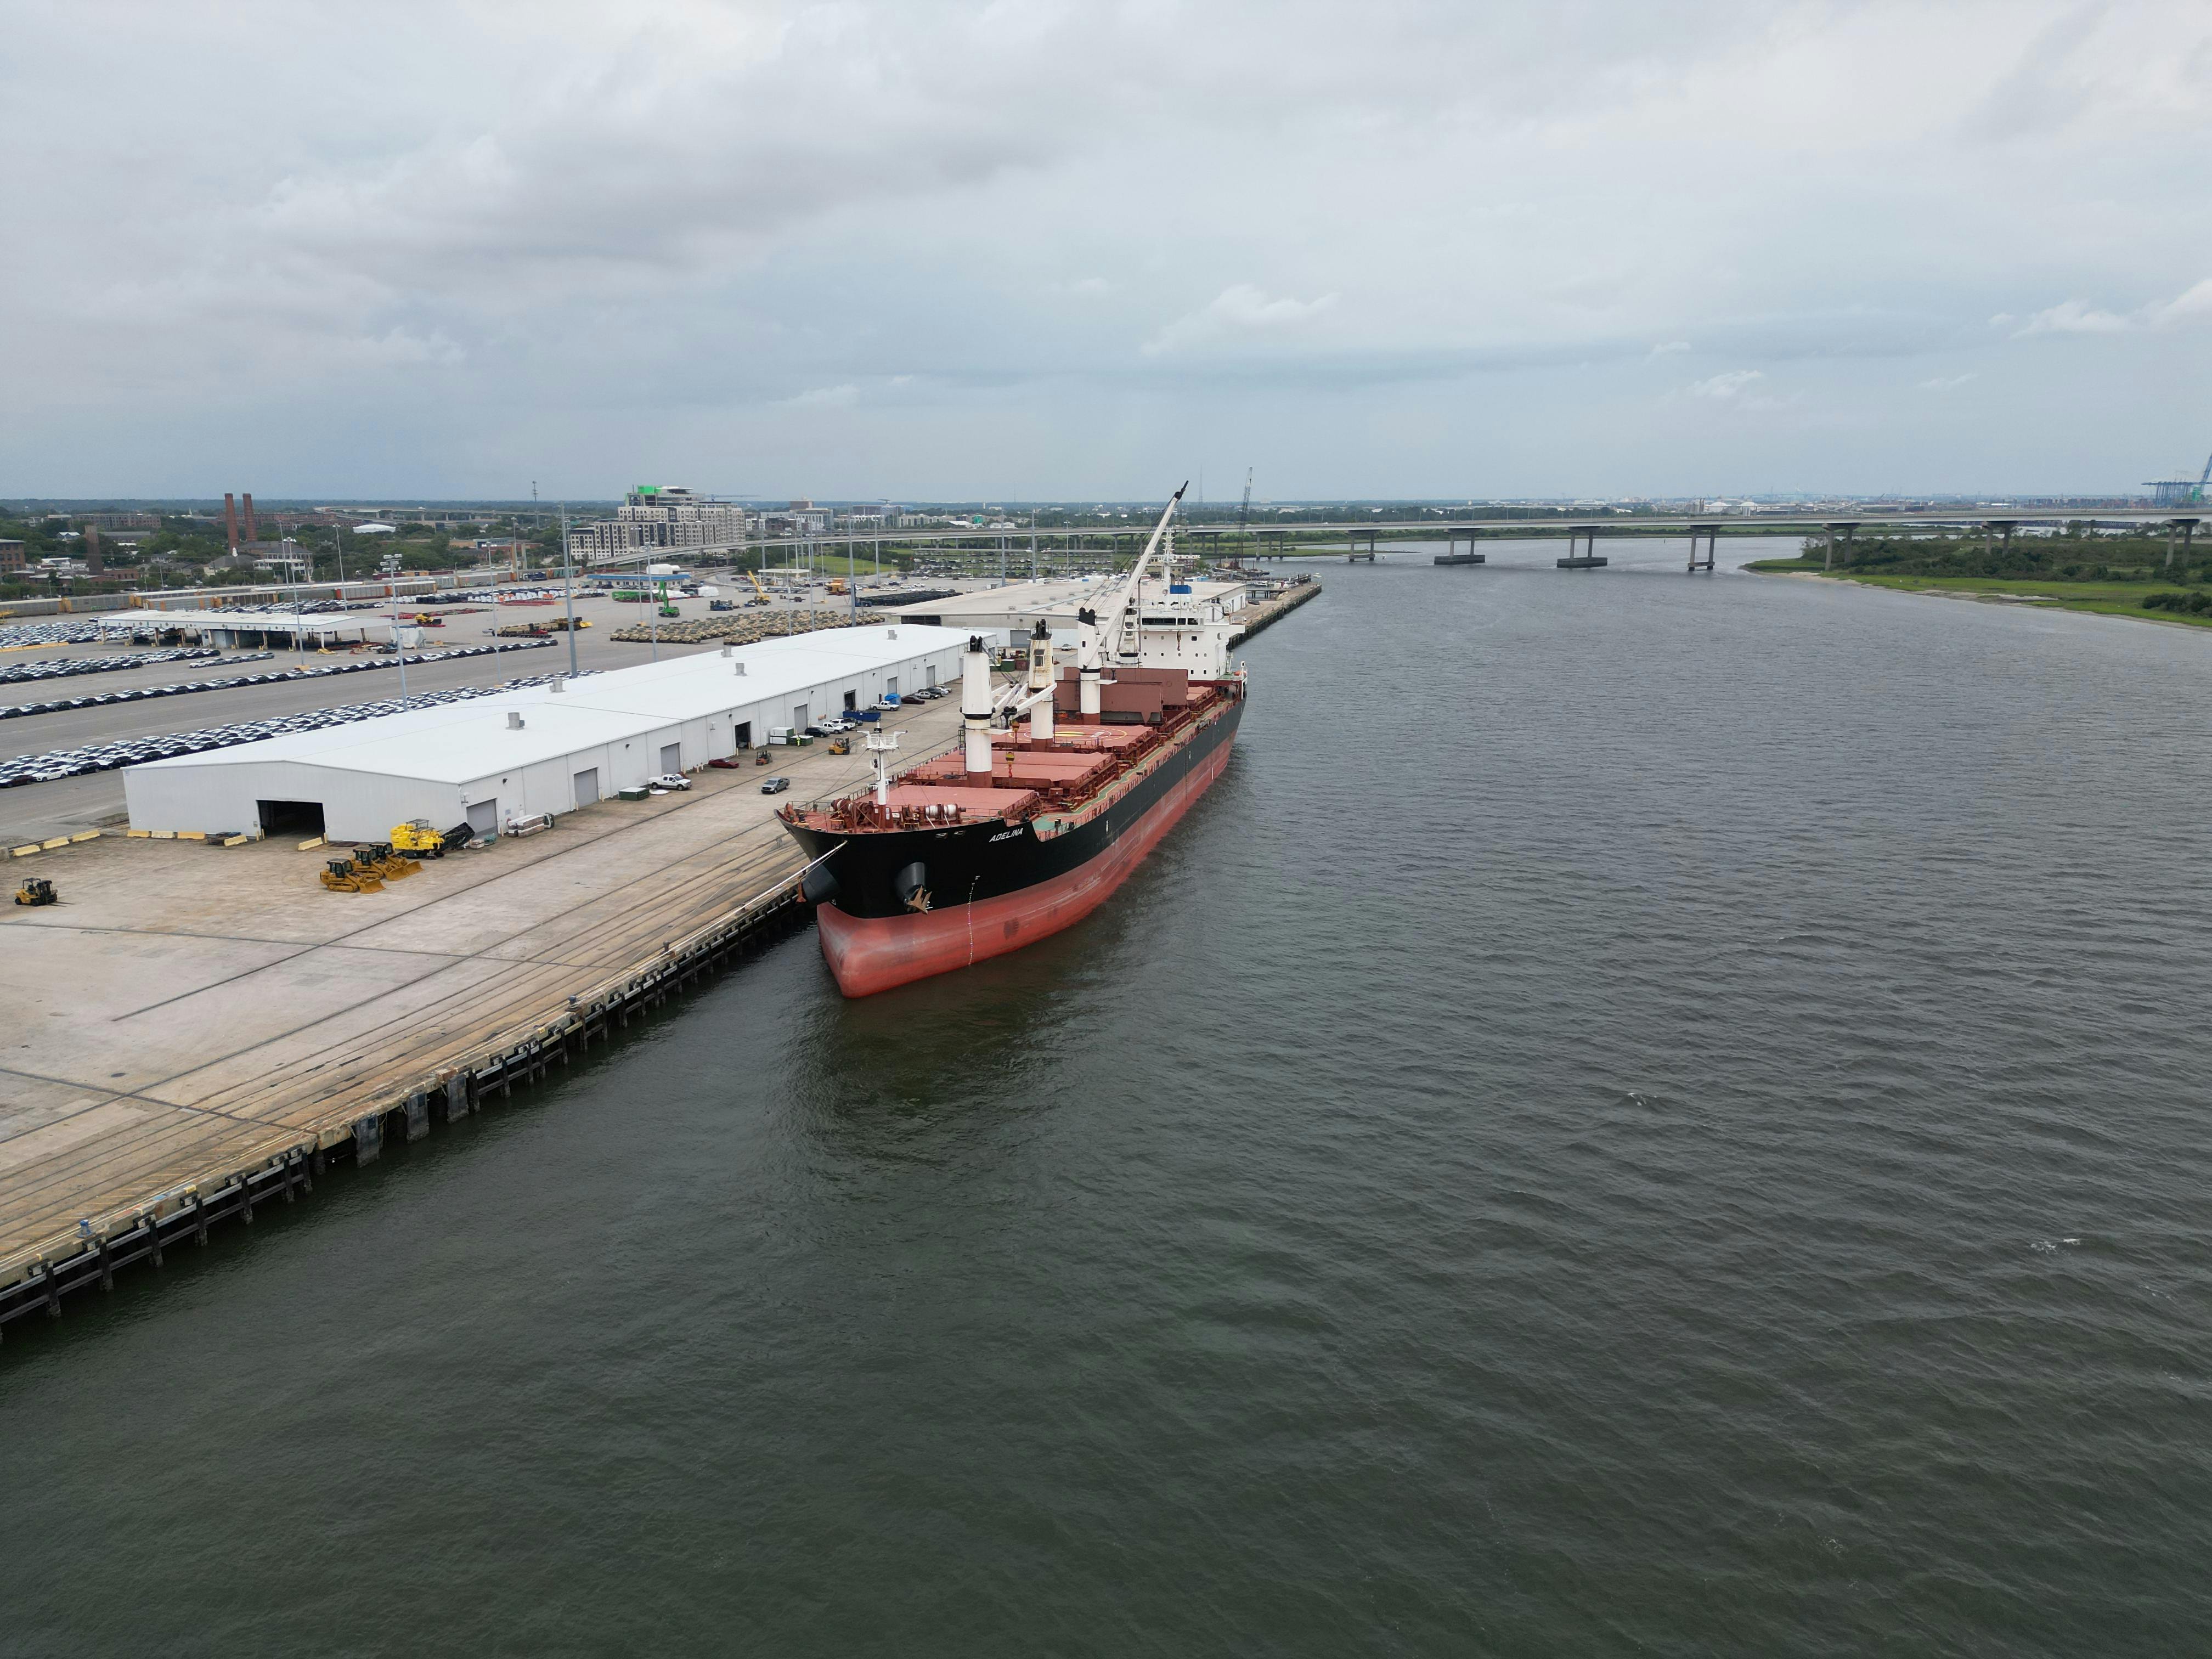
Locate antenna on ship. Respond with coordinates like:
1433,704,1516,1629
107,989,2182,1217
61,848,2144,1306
866,725,901,807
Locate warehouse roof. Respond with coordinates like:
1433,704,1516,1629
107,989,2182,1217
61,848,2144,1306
126,623,974,784
97,608,396,637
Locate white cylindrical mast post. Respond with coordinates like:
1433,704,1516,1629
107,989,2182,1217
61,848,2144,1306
1025,618,1056,741
1076,606,1102,717
962,635,994,776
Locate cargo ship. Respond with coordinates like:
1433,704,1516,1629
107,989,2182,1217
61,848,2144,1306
779,486,1246,996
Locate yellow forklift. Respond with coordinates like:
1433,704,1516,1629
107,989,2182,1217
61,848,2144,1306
13,876,58,907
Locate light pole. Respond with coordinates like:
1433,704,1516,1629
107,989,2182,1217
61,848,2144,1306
383,550,408,696
560,502,578,678
284,538,305,666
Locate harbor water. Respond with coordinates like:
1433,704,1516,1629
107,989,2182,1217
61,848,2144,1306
6,539,2211,1655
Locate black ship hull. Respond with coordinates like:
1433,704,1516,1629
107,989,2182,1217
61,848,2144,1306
783,692,1242,994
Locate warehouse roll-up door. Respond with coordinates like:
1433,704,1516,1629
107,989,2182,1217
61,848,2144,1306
256,800,324,836
792,704,809,732
467,800,498,836
659,742,681,775
573,768,600,806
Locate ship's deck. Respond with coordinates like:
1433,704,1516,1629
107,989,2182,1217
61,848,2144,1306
783,678,1237,836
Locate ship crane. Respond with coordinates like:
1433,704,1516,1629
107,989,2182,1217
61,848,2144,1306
989,618,1062,740
982,484,1189,732
1105,484,1187,666
967,485,1197,752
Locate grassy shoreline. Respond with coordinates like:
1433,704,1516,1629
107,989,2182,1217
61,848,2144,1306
1742,560,2212,630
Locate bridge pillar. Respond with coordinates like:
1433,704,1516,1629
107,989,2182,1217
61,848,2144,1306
1437,529,1486,567
1688,524,1718,572
1558,526,1607,569
2166,518,2198,569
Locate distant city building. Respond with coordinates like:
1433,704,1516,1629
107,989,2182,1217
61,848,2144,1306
0,539,24,571
567,486,748,561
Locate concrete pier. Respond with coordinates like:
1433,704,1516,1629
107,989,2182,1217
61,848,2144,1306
1230,577,1321,641
0,697,972,1331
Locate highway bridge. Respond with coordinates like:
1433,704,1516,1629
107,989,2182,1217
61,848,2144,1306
579,506,2203,571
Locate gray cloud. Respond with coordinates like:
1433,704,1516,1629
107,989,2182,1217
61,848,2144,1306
3,0,2209,498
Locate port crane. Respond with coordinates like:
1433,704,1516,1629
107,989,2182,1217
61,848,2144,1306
2145,450,2212,506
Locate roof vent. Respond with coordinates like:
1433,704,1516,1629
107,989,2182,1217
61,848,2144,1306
885,627,897,640
550,676,565,693
733,661,746,676
507,710,525,729
720,645,732,657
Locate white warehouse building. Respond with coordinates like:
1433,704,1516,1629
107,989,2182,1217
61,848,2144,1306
122,624,986,842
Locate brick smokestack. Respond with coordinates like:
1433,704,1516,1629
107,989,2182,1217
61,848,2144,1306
224,493,239,554
84,524,103,574
242,492,257,545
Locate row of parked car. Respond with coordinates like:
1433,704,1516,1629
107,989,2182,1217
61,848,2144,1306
0,639,554,723
0,647,241,688
0,621,116,651
801,686,947,738
0,666,591,790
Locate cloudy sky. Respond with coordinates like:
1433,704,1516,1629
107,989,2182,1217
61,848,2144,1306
4,0,2208,500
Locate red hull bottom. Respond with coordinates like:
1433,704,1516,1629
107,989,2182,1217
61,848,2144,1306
815,737,1234,996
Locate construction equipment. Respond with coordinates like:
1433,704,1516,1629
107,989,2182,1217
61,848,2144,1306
371,842,421,878
13,876,57,907
320,859,383,894
744,567,770,601
828,737,852,755
391,820,449,859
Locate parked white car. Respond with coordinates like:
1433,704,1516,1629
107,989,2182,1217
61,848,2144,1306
647,773,691,792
